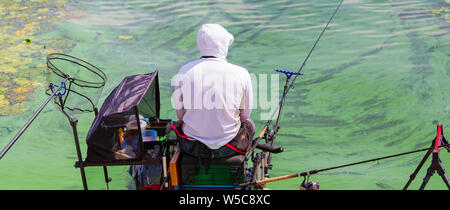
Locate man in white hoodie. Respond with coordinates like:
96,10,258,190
172,24,254,158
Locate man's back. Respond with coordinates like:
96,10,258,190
172,24,253,149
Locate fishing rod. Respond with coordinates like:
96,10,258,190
243,0,344,190
240,143,450,188
0,77,69,159
247,0,344,158
245,0,345,183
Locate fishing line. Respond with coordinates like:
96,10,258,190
286,0,343,93
263,0,344,125
248,0,344,159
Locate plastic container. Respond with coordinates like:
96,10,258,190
142,129,158,142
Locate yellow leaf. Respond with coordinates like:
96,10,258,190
35,63,47,68
14,87,28,94
0,95,10,106
0,98,9,106
24,22,38,31
1,66,18,74
16,96,26,102
118,35,133,40
13,78,30,86
37,8,49,14
15,29,26,37
43,49,58,54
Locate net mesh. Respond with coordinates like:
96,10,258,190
45,53,107,115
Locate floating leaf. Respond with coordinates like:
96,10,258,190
37,8,49,14
118,35,133,40
24,22,38,30
432,9,442,14
0,95,10,106
13,78,30,86
0,88,8,95
0,81,9,87
13,87,29,94
5,103,29,115
0,0,78,116
7,5,18,10
15,96,26,102
14,29,25,37
42,49,58,54
35,63,46,68
1,66,18,74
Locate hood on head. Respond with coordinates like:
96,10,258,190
197,24,234,60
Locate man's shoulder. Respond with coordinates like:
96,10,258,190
179,59,202,73
226,62,250,75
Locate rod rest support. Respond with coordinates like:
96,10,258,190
275,68,303,80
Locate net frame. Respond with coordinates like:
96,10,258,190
45,53,107,113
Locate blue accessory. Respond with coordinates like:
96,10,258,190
274,69,303,80
142,129,158,142
49,81,67,97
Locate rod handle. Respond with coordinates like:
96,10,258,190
256,144,284,153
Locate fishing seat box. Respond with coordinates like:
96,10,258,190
178,152,245,189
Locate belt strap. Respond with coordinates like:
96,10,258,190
225,144,245,154
172,122,245,157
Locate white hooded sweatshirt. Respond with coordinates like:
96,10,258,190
172,24,253,149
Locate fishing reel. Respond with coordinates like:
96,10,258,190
300,174,320,190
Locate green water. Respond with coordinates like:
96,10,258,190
0,0,449,190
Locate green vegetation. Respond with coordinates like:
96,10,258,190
0,0,77,115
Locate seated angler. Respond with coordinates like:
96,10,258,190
172,23,255,158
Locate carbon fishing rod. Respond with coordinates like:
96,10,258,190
247,0,344,159
240,143,450,188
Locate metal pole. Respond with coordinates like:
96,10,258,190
103,166,111,190
70,118,88,190
0,77,69,159
403,143,433,190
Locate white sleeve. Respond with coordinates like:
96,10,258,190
171,74,185,120
239,72,253,121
